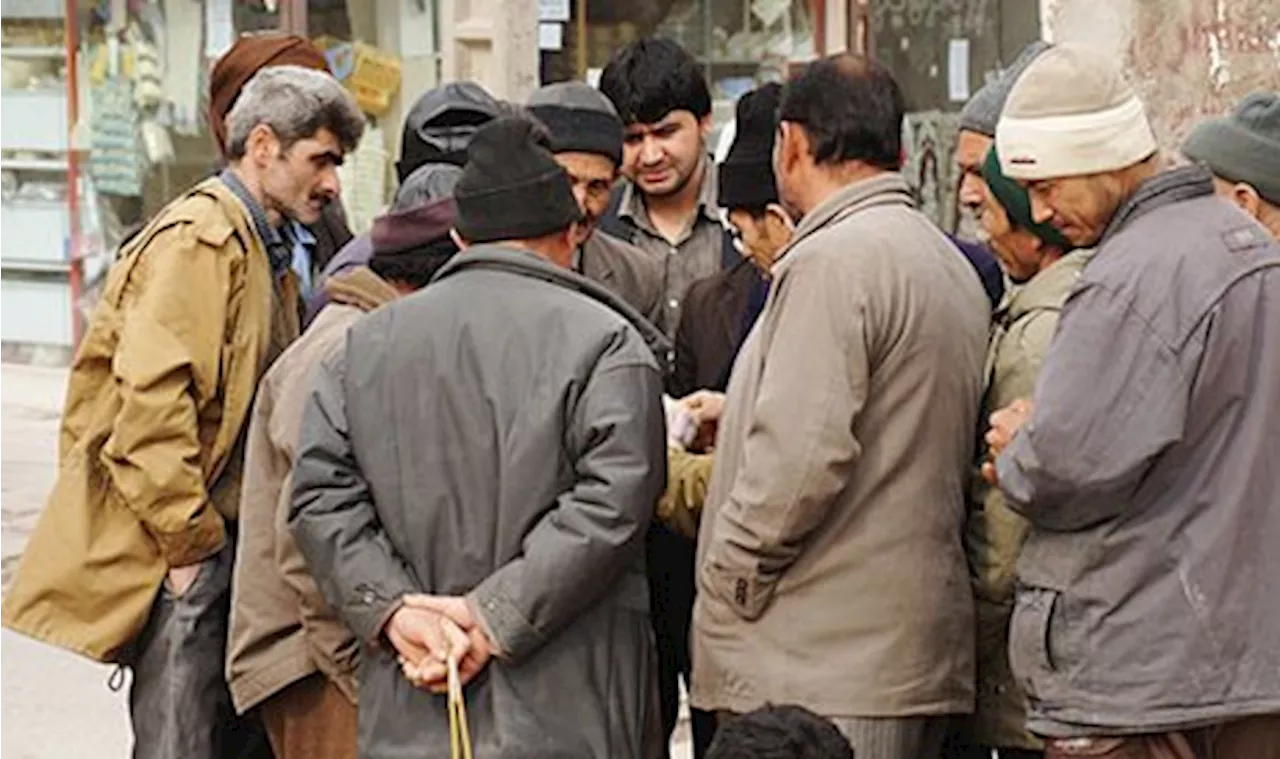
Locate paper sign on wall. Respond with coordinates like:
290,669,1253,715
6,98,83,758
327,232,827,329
948,38,970,102
538,0,571,22
538,23,564,51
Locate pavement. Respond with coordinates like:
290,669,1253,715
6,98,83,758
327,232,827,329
0,362,692,757
1,363,131,758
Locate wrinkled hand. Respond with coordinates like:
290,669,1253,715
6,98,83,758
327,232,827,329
681,390,725,425
385,603,472,693
982,398,1034,486
681,390,726,452
165,563,203,597
401,595,495,689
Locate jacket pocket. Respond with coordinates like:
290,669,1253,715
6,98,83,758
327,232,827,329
1008,586,1060,699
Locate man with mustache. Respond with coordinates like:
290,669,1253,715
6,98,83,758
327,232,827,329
2,66,365,759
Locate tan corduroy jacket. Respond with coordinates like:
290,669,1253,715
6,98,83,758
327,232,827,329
2,178,287,663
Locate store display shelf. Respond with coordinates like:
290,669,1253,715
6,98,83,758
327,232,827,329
1,45,65,58
1,156,67,171
0,258,70,274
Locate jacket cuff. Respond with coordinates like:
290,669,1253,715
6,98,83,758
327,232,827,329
355,586,414,648
468,576,542,664
702,548,775,621
153,508,226,567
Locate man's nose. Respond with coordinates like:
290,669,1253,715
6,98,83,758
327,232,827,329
639,135,663,165
318,166,341,198
959,173,987,210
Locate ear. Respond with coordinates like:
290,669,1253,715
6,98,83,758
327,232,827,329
698,113,713,139
244,122,280,164
449,228,470,250
1231,182,1263,219
777,122,808,178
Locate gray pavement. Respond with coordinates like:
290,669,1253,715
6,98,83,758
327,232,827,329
2,363,132,758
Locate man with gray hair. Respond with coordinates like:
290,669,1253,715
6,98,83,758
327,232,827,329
2,65,363,759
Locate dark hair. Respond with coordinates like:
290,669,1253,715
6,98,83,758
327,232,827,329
368,237,459,289
706,705,853,759
779,54,905,170
599,37,711,125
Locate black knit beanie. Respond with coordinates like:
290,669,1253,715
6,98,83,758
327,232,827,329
527,82,624,166
454,116,582,244
718,83,783,210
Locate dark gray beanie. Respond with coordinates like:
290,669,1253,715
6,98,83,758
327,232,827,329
1183,91,1280,206
528,82,625,165
959,41,1052,137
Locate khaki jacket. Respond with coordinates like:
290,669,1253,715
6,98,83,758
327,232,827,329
227,267,398,713
691,174,989,717
2,178,284,663
967,250,1088,749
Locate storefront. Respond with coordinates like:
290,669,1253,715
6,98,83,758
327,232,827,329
538,0,830,130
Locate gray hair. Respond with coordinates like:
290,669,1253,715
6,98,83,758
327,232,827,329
225,65,365,160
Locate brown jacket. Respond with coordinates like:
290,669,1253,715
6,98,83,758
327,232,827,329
2,178,287,663
691,174,989,717
227,267,398,713
967,249,1088,749
668,258,764,398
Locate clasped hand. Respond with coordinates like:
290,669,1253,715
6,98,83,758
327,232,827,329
384,595,495,694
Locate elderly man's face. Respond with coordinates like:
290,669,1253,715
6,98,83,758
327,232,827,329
955,130,993,217
1025,173,1127,248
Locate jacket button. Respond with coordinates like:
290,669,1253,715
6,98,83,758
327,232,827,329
362,591,375,604
735,579,748,606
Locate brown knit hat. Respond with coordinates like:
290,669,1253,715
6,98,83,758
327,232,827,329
209,34,329,156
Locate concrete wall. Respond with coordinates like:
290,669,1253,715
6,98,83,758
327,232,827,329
1043,0,1279,148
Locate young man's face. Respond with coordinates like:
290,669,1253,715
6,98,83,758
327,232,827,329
1025,172,1125,248
621,110,710,198
258,126,344,225
727,205,793,274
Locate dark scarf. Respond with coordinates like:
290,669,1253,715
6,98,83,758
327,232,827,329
218,168,290,276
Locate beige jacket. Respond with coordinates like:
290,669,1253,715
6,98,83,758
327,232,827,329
2,178,289,663
967,250,1088,749
227,267,398,713
691,174,989,718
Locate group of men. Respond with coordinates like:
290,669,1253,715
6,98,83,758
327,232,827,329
2,27,1279,759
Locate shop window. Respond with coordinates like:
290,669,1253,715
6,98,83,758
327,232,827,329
540,0,817,126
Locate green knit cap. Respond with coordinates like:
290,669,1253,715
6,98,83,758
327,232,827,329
981,145,1074,250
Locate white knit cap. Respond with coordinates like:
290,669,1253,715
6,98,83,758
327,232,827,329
996,43,1156,180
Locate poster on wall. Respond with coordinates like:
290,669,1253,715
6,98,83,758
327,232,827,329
947,38,970,102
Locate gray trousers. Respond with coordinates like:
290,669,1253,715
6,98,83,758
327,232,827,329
830,715,954,759
127,530,270,759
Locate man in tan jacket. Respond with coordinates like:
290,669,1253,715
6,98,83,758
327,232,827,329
228,189,460,759
2,67,363,759
691,54,990,759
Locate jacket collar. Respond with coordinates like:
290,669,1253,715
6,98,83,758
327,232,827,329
1100,165,1215,244
774,172,914,272
218,167,290,275
996,248,1092,324
433,244,672,361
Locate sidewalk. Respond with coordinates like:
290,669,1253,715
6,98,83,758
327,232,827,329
1,363,132,758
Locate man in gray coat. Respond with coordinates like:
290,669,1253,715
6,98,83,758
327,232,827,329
691,54,989,759
290,116,669,758
987,44,1280,757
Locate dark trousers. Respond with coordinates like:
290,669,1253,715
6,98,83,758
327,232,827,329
647,523,717,759
127,530,271,759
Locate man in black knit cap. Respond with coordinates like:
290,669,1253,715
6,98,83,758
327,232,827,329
289,115,671,758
